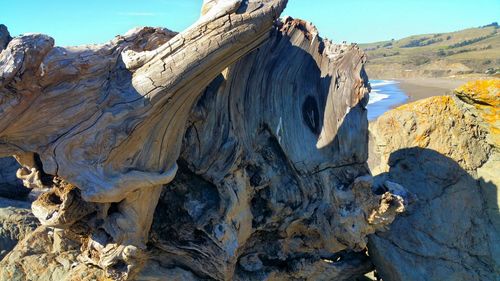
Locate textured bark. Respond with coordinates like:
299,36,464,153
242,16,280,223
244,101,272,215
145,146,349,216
154,21,409,278
0,1,408,280
0,197,38,260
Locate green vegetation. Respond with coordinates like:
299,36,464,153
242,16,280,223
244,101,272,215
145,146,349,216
359,23,500,78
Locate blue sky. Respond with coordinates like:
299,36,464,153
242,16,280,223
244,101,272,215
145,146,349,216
2,0,499,46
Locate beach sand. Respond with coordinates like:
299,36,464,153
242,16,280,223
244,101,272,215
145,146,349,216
397,77,468,103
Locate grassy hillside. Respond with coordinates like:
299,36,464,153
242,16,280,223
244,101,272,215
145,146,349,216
360,23,500,79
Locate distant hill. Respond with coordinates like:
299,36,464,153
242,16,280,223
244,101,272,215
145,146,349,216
360,23,500,79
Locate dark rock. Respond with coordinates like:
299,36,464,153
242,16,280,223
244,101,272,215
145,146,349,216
0,197,38,260
0,157,29,200
0,24,11,50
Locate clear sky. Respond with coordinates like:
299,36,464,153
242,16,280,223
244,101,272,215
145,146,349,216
2,0,499,46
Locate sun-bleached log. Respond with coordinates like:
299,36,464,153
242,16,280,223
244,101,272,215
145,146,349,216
0,0,287,278
0,1,409,280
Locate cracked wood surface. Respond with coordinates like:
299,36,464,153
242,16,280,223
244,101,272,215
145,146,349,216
0,0,286,203
1,0,290,278
0,1,410,280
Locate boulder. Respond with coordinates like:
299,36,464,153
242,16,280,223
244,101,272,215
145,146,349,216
368,80,500,280
0,197,38,260
0,24,11,50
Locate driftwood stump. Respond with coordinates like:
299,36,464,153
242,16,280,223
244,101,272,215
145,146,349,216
0,0,408,279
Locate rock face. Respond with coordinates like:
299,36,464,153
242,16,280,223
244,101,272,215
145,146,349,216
368,80,500,281
0,1,408,280
0,197,38,260
0,24,11,50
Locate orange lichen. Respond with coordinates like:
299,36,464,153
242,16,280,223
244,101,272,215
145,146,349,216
394,96,453,114
456,80,500,106
414,134,429,147
386,115,399,128
455,79,500,147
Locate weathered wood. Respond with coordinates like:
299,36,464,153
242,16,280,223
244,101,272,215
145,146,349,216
0,0,287,204
149,16,407,280
0,1,409,279
0,0,288,278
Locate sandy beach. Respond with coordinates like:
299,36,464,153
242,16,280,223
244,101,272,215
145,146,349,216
367,77,473,121
396,77,468,103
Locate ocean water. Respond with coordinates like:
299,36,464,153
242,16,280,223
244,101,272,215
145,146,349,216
366,80,408,121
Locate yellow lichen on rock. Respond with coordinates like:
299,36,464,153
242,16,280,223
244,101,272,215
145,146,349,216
370,87,492,174
455,79,500,147
456,79,500,106
394,95,453,113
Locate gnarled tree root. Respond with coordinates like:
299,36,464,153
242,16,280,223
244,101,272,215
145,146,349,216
32,181,97,228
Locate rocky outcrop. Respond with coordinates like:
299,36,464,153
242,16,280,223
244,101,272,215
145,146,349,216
0,0,409,280
0,197,38,260
0,24,11,51
368,79,500,280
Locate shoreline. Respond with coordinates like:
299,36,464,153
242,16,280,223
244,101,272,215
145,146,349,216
368,77,470,122
396,77,468,103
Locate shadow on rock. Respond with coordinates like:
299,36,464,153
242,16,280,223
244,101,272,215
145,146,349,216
0,157,29,200
369,147,499,281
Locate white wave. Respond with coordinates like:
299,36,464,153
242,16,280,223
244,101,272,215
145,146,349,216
370,80,399,88
368,91,390,105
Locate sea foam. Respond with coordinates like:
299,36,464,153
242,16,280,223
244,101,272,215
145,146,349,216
368,90,390,105
367,79,407,120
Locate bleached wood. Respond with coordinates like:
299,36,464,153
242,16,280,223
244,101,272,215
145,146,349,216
0,1,409,280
